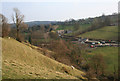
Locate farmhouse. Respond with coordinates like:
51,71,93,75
65,30,72,34
57,30,65,35
78,38,89,42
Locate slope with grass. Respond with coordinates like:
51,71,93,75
84,47,118,75
56,24,91,36
78,26,118,40
56,25,74,30
2,37,85,79
56,24,91,31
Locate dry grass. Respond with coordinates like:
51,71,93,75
2,37,85,79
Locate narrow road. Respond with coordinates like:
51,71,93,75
61,35,119,47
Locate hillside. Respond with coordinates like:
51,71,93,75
57,24,91,31
78,26,118,40
1,37,85,79
84,47,118,75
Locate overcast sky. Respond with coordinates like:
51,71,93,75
0,0,119,23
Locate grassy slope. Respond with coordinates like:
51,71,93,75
56,24,91,31
77,24,91,32
78,26,118,40
84,47,118,75
2,37,85,79
67,24,91,36
56,25,74,30
57,24,91,36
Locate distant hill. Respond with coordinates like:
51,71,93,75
25,21,58,27
2,37,85,79
11,21,58,27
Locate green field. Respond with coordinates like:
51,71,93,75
2,37,85,79
56,25,74,30
57,24,91,31
83,47,118,75
57,24,91,36
78,24,91,32
78,26,118,40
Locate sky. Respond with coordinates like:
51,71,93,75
0,0,119,23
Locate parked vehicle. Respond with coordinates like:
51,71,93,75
92,42,95,45
100,41,105,44
90,45,95,48
106,40,112,43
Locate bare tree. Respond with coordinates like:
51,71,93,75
0,14,10,37
12,8,24,41
0,14,2,37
